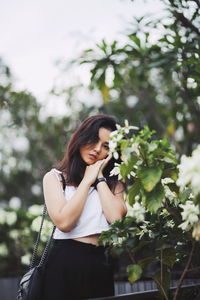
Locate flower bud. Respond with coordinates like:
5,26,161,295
192,220,200,241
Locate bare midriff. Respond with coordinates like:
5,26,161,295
73,233,100,245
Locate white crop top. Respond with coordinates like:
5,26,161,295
50,168,110,239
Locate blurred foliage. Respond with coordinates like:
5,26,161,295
0,60,94,208
1,0,200,286
77,0,200,155
0,205,53,277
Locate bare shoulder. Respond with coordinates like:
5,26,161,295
43,170,54,182
43,170,60,186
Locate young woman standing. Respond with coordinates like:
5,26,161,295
42,114,127,300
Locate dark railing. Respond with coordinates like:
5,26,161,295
90,283,200,300
0,277,199,300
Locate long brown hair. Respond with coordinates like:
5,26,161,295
54,114,120,190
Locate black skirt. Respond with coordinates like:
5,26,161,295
42,239,114,300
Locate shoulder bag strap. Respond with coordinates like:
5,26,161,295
29,171,66,270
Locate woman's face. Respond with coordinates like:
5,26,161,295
80,127,111,165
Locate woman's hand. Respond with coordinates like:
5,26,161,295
97,153,112,178
82,160,106,186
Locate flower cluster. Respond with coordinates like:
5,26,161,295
127,202,146,223
109,163,122,180
177,145,200,196
0,209,17,225
178,200,200,231
136,221,153,239
109,120,138,160
31,215,53,243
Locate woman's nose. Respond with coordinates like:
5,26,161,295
94,142,101,153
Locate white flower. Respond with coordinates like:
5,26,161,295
110,163,122,180
110,130,118,137
121,147,132,164
163,185,177,202
124,120,130,134
31,216,43,231
40,220,53,242
124,120,129,127
177,145,200,196
9,229,20,240
108,140,117,152
23,228,31,235
137,221,152,239
113,236,127,246
178,200,200,231
124,120,139,133
187,213,199,224
31,217,52,241
28,204,43,216
31,185,41,196
127,171,136,179
9,197,21,209
166,220,175,228
6,211,17,225
161,178,175,185
116,133,123,141
116,124,121,130
21,253,31,265
0,243,9,256
179,220,190,231
132,143,140,156
192,220,200,241
127,202,145,223
113,151,119,160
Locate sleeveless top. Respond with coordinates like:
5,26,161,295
50,168,110,239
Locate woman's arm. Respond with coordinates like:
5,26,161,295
43,160,105,232
43,171,91,232
96,154,127,223
96,180,127,223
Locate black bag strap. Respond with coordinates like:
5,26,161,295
29,171,66,270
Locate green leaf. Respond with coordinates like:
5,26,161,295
120,156,139,179
128,179,141,206
146,184,165,213
128,34,141,48
154,149,178,164
162,169,178,182
161,248,177,268
127,264,143,283
139,167,162,192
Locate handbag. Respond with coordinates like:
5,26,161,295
16,173,66,300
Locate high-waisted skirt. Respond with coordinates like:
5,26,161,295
42,239,114,300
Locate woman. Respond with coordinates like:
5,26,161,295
42,114,127,300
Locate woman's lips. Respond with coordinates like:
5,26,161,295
89,154,97,160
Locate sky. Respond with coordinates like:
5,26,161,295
0,0,165,106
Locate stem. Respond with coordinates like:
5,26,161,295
144,274,170,300
161,249,163,287
164,199,180,220
153,277,170,300
125,246,136,264
173,240,196,300
174,11,200,36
